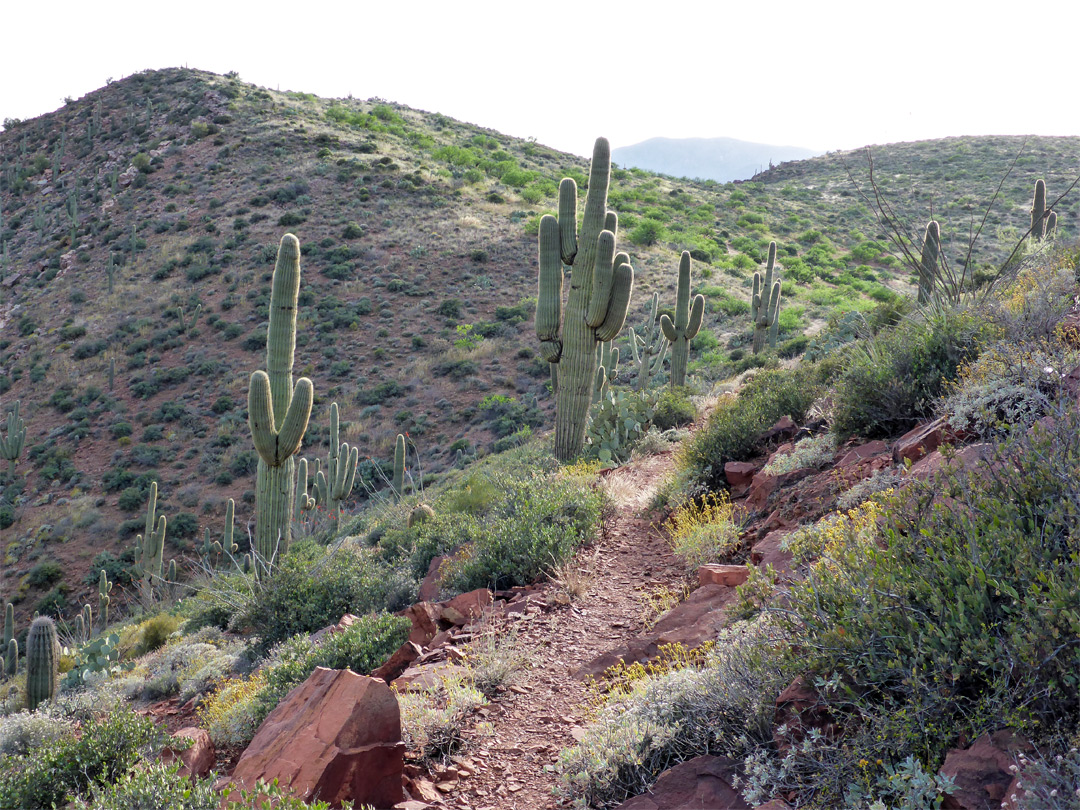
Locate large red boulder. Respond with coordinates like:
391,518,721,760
613,755,750,809
939,730,1032,809
230,667,404,809
160,727,214,779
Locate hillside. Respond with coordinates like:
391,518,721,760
612,136,821,182
2,67,1079,624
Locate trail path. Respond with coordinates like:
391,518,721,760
423,449,689,810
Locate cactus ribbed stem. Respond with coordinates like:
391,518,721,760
393,433,406,501
26,616,58,711
98,570,112,633
1031,179,1046,240
918,221,940,305
1,400,26,471
249,234,314,563
536,138,635,460
750,243,782,354
660,252,705,386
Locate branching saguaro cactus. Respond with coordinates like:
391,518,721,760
536,137,634,460
314,403,358,525
629,292,669,391
1,400,26,472
293,460,315,532
750,243,782,355
97,570,112,633
133,482,166,596
249,234,314,563
26,616,58,710
204,499,239,565
593,341,619,403
917,221,940,305
660,251,705,386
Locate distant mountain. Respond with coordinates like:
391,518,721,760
612,136,823,183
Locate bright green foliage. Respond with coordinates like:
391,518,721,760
26,616,58,711
749,243,781,355
917,220,940,304
660,252,705,386
313,402,358,525
97,570,112,632
248,234,314,563
393,433,406,501
133,482,166,593
0,400,26,470
536,138,635,460
1030,178,1046,239
628,292,668,391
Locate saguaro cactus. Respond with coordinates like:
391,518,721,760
5,638,15,677
26,616,58,710
917,221,940,305
1,400,26,472
2,602,12,651
593,342,619,403
248,234,314,563
314,403,358,525
1046,210,1058,238
293,460,315,532
536,137,634,460
97,570,112,632
629,292,669,391
393,433,406,501
660,252,705,386
134,482,166,596
1031,179,1047,240
750,243,782,355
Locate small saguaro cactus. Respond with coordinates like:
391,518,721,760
661,252,705,385
293,460,316,532
917,221,940,304
1,400,27,471
314,403,359,525
536,137,635,460
26,616,59,711
629,292,669,392
393,433,406,501
248,234,314,563
1030,179,1047,240
5,638,16,677
1046,210,1058,238
3,602,12,650
97,570,112,632
204,498,239,564
750,243,782,355
593,341,619,403
133,482,166,595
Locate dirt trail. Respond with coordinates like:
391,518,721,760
426,449,689,810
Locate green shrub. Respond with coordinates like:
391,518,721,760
133,614,180,657
681,365,822,492
26,560,63,588
75,761,218,810
830,308,985,440
653,389,696,431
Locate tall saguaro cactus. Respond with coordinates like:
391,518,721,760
660,252,705,387
1,400,26,472
314,402,359,525
393,433,406,501
536,137,634,460
133,482,166,595
917,221,940,305
248,234,314,563
26,616,58,711
97,570,113,633
750,242,782,355
1031,179,1047,240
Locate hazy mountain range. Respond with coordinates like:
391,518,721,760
612,136,824,182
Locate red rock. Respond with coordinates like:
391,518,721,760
760,415,798,444
438,588,493,626
393,662,469,692
417,556,448,602
230,667,404,809
910,443,990,481
310,613,362,644
698,564,750,588
773,676,838,753
724,460,759,489
837,439,889,467
751,531,794,580
397,602,441,646
613,755,750,809
745,473,780,512
892,416,970,465
371,641,423,683
161,727,214,779
753,802,792,810
395,801,436,810
652,584,737,647
940,730,1032,810
573,638,663,681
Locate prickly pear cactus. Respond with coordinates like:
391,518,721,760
26,616,59,710
248,234,314,563
536,138,634,460
660,252,705,386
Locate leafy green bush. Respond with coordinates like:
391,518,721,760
830,308,985,440
0,708,160,809
132,614,180,657
653,388,696,431
233,540,415,652
681,364,822,492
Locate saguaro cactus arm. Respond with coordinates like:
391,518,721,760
660,251,705,387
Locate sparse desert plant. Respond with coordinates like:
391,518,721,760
462,617,530,696
760,432,836,476
397,672,486,761
662,491,741,569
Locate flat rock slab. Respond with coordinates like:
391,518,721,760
230,666,404,809
613,755,750,809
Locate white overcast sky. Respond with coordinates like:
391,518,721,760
3,0,1079,156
